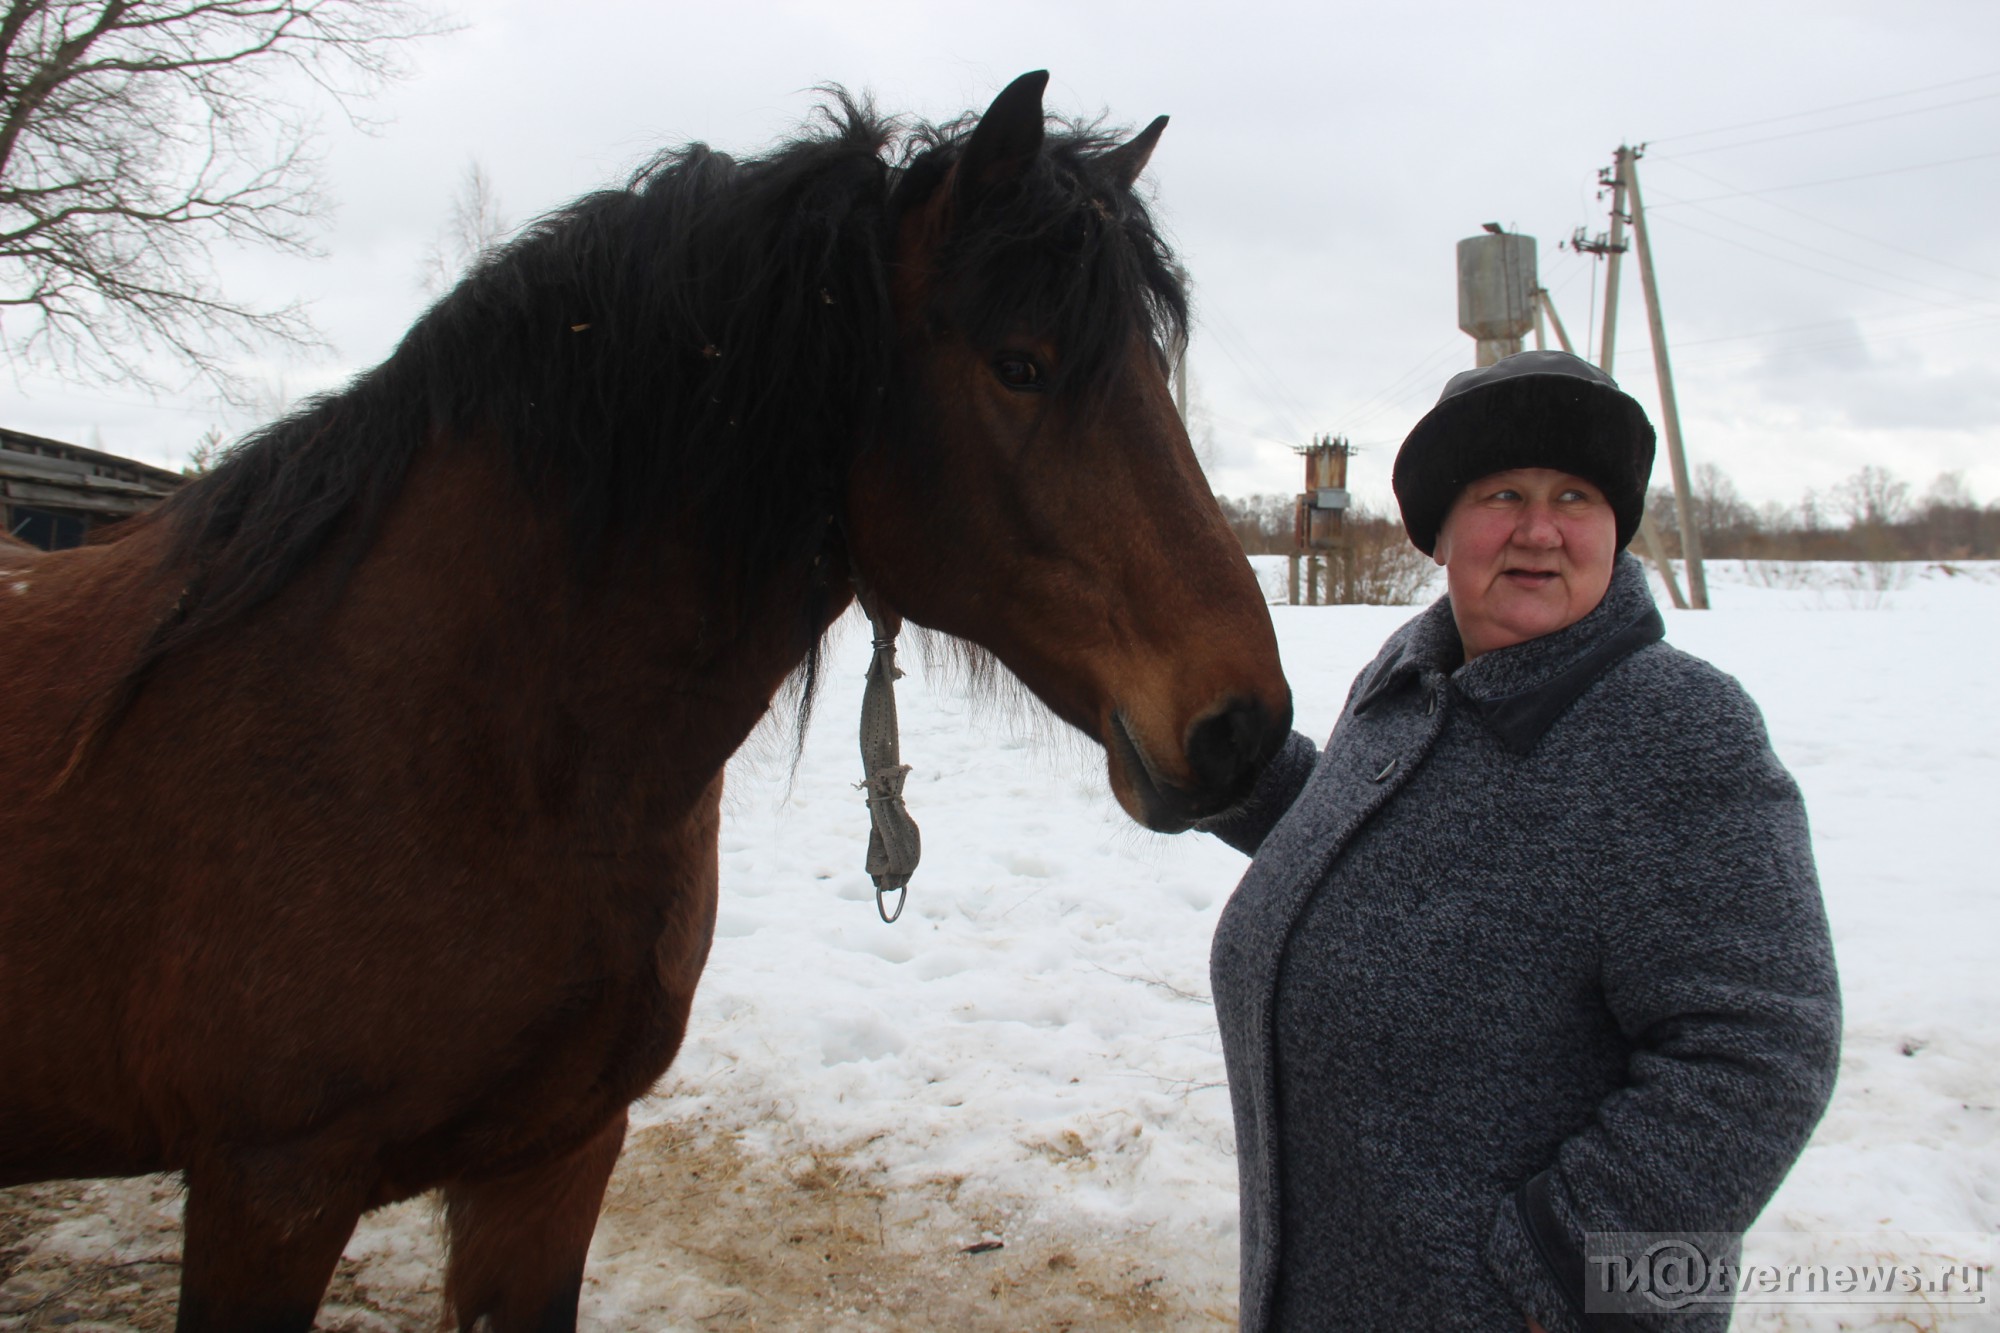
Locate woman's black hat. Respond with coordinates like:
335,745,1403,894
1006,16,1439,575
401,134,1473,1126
1392,350,1656,555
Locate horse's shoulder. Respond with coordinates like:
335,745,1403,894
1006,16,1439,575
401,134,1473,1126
0,533,179,740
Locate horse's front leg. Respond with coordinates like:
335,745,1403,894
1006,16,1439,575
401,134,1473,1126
176,1148,371,1332
442,1108,628,1333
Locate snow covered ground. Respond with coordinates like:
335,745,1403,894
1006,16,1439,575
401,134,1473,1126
6,558,1994,1330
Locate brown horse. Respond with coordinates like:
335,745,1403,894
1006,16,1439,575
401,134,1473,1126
0,72,1289,1331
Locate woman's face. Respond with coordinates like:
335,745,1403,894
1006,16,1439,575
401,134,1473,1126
1433,467,1618,660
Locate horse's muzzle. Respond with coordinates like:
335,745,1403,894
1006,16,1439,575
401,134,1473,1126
1110,693,1293,833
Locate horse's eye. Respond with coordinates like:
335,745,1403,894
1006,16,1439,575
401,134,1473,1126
993,353,1045,391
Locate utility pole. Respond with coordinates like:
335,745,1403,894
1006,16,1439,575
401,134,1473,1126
1599,162,1629,372
1569,156,1688,611
1535,289,1576,354
1623,146,1709,609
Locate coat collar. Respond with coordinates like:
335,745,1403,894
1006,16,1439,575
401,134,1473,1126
1353,554,1665,754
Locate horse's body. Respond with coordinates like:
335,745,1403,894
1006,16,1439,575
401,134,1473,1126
0,74,1289,1331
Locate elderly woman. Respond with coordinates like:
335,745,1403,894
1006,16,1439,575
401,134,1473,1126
1204,350,1841,1332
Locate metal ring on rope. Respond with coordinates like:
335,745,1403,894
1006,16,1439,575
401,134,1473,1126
876,882,908,924
854,579,920,923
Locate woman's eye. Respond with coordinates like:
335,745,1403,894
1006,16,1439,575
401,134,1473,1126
994,354,1045,390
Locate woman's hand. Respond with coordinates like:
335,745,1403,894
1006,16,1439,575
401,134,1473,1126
1526,1319,1548,1333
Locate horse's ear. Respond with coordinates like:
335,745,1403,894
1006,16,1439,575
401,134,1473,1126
955,70,1049,206
1102,115,1169,189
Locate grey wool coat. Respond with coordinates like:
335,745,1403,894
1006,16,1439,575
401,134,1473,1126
1205,555,1841,1332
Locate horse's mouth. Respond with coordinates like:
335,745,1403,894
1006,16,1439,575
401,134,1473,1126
1107,692,1292,834
1107,711,1197,834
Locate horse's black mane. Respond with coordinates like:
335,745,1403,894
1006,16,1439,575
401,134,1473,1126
138,89,1188,678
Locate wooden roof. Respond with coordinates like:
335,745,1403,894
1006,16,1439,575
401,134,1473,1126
1,427,187,518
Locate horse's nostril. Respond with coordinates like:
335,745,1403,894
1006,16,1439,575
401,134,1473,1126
1185,696,1273,800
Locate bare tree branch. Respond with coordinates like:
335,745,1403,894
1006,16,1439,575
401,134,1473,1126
0,0,453,400
418,157,503,297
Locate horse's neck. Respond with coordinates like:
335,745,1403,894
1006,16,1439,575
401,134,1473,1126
312,437,826,810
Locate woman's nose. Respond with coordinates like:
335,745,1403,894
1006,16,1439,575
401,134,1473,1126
1515,505,1562,547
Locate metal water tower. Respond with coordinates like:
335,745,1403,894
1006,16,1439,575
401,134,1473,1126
1457,228,1537,366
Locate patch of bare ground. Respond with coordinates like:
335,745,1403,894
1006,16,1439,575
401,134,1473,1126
0,1175,430,1333
587,1119,1233,1330
0,1121,1235,1330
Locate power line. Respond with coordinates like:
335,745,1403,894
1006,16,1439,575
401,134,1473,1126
1332,335,1464,437
1203,307,1318,429
1652,90,2000,157
1200,406,1309,454
1544,250,1592,293
1645,186,2000,311
1649,155,2000,286
1347,336,1462,419
1532,256,1593,354
1645,209,2000,316
1649,68,2000,145
1194,308,1314,444
1669,308,2000,351
1644,147,2000,206
1606,145,2000,379
1320,254,1594,440
1370,355,1481,425
1647,313,2000,372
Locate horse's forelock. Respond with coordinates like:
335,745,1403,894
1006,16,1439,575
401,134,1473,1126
899,117,1189,404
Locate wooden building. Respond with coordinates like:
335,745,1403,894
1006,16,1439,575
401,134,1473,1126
2,427,186,550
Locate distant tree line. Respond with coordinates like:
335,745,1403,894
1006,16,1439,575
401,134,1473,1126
1646,465,1998,561
1218,466,1999,563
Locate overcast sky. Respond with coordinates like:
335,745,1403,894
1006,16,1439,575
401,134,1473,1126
6,0,1998,516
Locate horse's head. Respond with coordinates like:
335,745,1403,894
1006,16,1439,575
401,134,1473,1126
845,72,1292,833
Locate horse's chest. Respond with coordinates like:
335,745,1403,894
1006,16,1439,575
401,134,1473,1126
450,861,715,1162
396,923,706,1189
